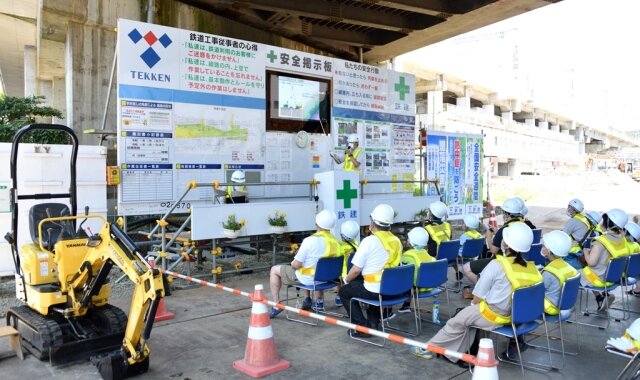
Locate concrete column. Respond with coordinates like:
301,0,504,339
456,96,470,109
52,77,67,123
37,80,54,123
66,22,117,143
482,104,494,115
550,124,560,132
427,91,443,114
24,45,37,97
567,120,576,130
525,118,536,126
501,111,513,123
538,121,549,130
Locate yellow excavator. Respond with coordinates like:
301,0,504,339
4,124,165,379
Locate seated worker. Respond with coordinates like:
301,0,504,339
540,230,578,316
339,204,402,336
459,215,484,300
397,227,434,313
582,208,630,311
462,197,524,285
424,201,451,257
335,220,361,307
415,222,542,362
563,198,589,270
269,210,339,318
225,170,248,204
607,318,640,353
623,222,640,296
330,134,362,172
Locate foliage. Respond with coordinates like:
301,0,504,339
222,214,246,231
0,95,67,144
268,210,288,227
415,208,429,221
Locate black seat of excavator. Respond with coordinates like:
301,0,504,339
29,203,76,250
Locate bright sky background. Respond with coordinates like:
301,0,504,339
400,0,640,132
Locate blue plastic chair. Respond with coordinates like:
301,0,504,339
490,282,551,374
532,228,542,244
285,256,343,325
436,239,461,287
350,265,417,347
617,254,640,320
524,243,546,267
578,256,628,329
414,259,448,331
456,238,485,291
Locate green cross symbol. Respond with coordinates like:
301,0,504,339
394,76,410,101
267,50,278,63
336,180,358,209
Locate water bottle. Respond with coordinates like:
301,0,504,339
432,300,440,324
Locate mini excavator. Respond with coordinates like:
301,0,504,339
4,124,165,379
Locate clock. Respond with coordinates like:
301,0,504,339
295,130,309,148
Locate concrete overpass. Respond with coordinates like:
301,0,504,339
0,0,558,143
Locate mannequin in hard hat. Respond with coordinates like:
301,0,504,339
225,170,248,204
623,222,640,296
562,198,590,270
540,230,578,316
335,220,361,307
330,134,362,172
339,204,402,337
396,227,434,315
268,210,340,318
462,197,525,285
459,215,485,300
582,208,631,312
416,222,542,362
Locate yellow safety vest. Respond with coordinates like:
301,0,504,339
425,222,452,249
569,214,591,254
343,147,362,171
463,230,483,239
627,241,640,255
226,185,246,198
339,241,359,277
362,231,402,284
543,259,578,315
401,248,435,287
479,255,543,324
299,231,340,275
583,234,630,287
624,332,640,351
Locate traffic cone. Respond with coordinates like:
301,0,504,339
488,201,498,231
233,284,290,378
472,338,499,380
148,258,175,322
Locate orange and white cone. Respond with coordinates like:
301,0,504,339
233,284,290,378
148,258,175,322
488,201,498,231
472,338,499,380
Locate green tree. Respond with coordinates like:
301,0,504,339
0,95,67,144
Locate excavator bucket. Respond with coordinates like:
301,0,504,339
93,350,149,380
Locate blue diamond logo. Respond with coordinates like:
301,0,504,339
159,33,173,48
128,29,142,43
140,47,161,68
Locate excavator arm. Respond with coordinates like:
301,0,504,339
65,219,164,380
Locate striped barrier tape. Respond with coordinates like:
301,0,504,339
161,269,487,367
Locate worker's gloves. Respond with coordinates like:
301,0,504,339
607,337,636,353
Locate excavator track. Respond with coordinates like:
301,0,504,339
6,305,63,360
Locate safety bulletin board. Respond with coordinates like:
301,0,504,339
425,131,484,220
116,19,415,215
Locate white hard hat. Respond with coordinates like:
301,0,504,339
340,220,360,241
502,198,522,215
542,230,572,258
347,134,359,143
408,227,429,248
625,222,640,242
463,215,480,229
502,222,534,253
231,170,245,183
370,204,395,227
429,201,448,219
520,205,529,216
604,208,628,230
586,211,602,226
568,198,584,213
513,197,526,213
628,319,640,342
315,210,336,230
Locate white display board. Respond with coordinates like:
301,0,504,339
117,19,416,216
0,143,108,276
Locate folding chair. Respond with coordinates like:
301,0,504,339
435,239,461,288
414,259,449,331
349,265,417,347
532,228,542,244
523,243,546,267
456,238,485,292
578,256,628,329
530,274,581,368
285,256,343,325
489,282,552,374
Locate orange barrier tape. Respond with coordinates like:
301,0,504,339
161,269,483,366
